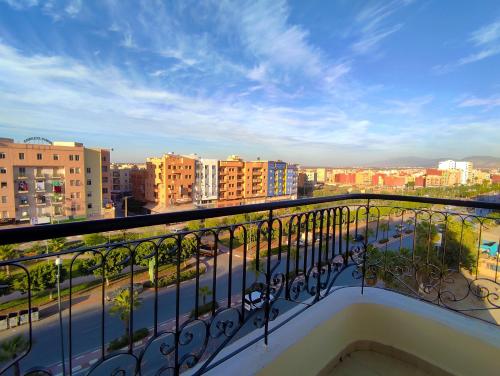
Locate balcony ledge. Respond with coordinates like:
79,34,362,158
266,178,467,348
199,288,499,376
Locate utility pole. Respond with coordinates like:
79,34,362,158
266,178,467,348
123,196,132,217
55,256,66,376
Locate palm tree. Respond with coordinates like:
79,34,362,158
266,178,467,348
198,286,212,305
48,237,66,254
0,244,18,276
110,289,142,338
0,335,28,376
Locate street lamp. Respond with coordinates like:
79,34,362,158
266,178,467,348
55,256,66,376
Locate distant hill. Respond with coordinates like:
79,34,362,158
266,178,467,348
367,156,500,168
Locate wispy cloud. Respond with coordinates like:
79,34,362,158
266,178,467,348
350,0,411,54
0,40,411,163
458,95,500,109
383,95,434,116
434,18,500,73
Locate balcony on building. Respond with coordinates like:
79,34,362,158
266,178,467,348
0,194,498,376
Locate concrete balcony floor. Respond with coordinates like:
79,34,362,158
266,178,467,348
329,351,434,376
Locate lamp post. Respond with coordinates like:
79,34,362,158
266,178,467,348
55,256,66,376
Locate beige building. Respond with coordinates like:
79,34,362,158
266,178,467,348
0,138,113,224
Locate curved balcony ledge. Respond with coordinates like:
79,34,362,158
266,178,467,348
201,287,500,376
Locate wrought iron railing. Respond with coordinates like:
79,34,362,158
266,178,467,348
0,194,499,375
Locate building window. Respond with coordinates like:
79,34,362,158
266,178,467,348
37,153,42,160
70,168,75,174
87,179,92,185
1,182,7,188
102,156,107,162
102,166,108,172
75,155,80,161
53,154,59,161
70,180,74,186
19,153,24,160
69,155,74,161
1,196,6,204
1,211,7,218
75,167,80,174
87,192,92,197
19,167,26,175
102,188,108,194
86,167,91,173
0,168,6,174
0,153,5,159
103,177,108,183
87,203,92,209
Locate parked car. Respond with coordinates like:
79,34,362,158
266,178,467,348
244,291,275,311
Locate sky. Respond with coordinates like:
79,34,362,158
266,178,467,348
0,0,499,166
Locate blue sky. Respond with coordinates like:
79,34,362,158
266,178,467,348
0,0,499,165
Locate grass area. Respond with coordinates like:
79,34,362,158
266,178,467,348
0,279,101,313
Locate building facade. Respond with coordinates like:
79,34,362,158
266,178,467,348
0,138,113,224
268,161,287,197
218,156,245,207
438,160,473,185
194,158,219,206
285,164,298,197
243,161,268,203
145,153,196,207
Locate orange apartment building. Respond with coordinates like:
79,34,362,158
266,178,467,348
145,153,195,208
0,138,88,223
243,161,268,203
218,156,245,207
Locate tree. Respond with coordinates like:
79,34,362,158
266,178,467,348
110,289,142,338
0,244,18,276
82,249,128,286
14,263,67,299
180,237,197,267
0,335,29,376
48,237,66,253
83,233,107,247
198,286,212,305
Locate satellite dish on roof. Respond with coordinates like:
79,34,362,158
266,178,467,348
24,137,53,145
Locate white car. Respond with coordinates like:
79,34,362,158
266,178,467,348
244,291,275,311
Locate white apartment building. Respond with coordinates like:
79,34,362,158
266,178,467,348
193,158,218,206
110,164,135,197
438,160,473,185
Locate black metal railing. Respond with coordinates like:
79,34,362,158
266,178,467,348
0,194,499,376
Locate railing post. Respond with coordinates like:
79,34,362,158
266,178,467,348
361,199,370,295
264,209,272,347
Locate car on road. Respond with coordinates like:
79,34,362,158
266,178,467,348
243,291,275,311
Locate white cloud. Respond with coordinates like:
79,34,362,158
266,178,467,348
383,95,434,116
458,96,500,109
0,40,406,163
434,18,500,73
64,0,82,17
350,0,410,54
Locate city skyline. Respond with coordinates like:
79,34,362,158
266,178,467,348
1,0,500,165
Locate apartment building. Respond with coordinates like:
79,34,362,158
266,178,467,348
130,166,147,202
110,163,141,202
218,156,245,207
268,161,287,197
285,164,298,197
438,160,473,184
145,153,195,207
243,161,268,203
194,158,218,206
0,138,112,224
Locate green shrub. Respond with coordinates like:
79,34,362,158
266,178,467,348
157,266,206,288
189,301,219,318
378,238,389,244
107,328,150,351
